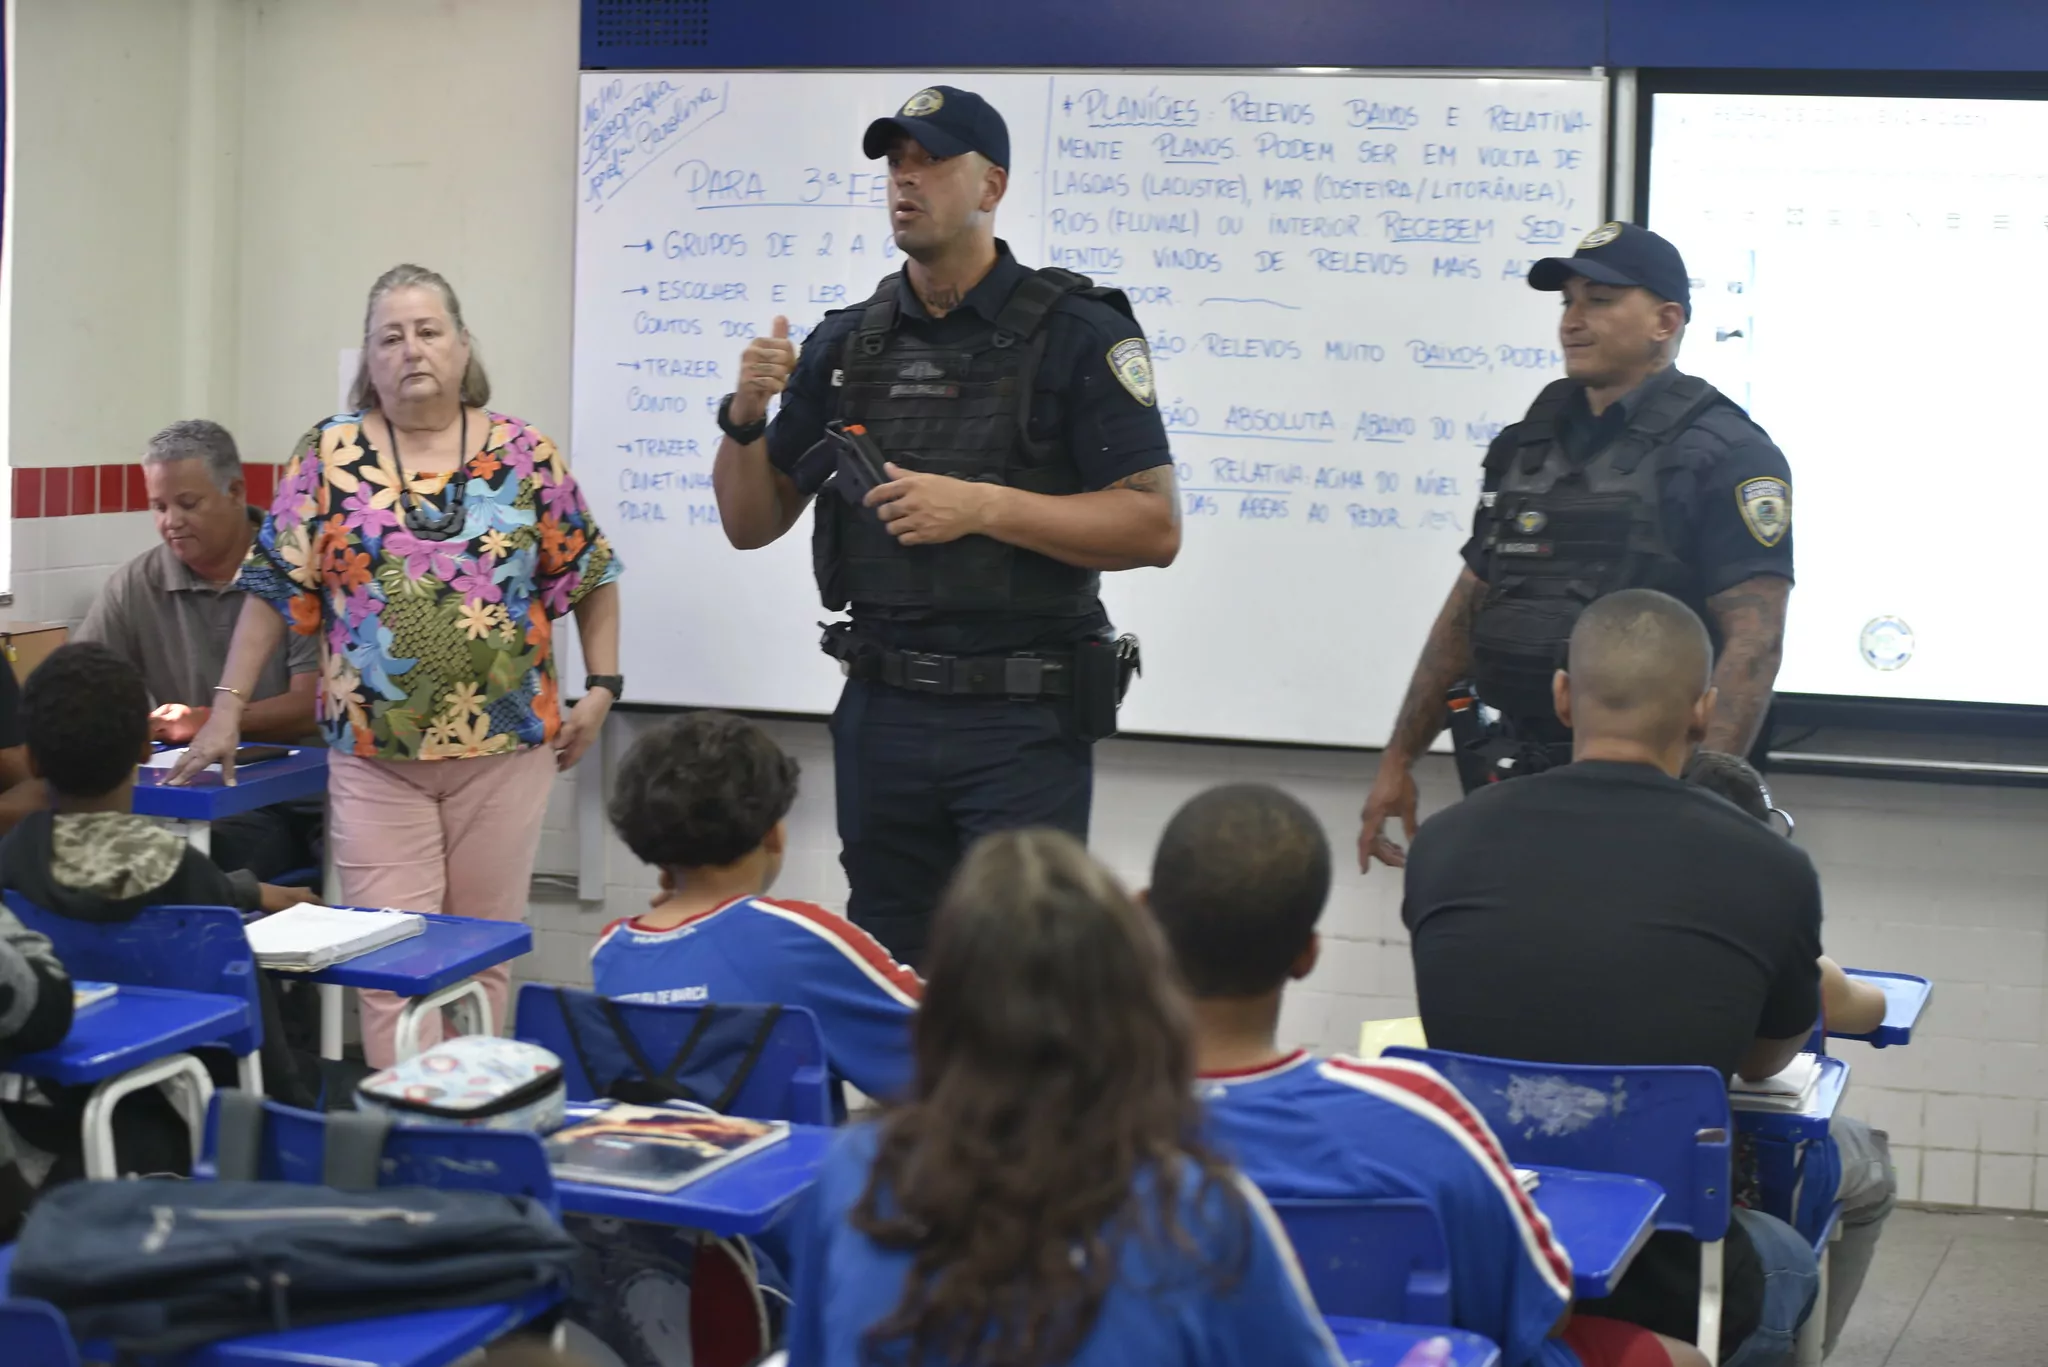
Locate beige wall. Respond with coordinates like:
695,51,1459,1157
10,0,195,469
233,0,579,462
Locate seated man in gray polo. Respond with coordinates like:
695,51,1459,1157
74,419,320,879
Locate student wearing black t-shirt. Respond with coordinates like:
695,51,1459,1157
1403,589,1820,1366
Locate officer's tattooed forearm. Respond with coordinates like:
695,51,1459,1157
1109,467,1173,496
1703,576,1790,755
1387,570,1486,761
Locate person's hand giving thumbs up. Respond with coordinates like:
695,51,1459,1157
728,314,797,429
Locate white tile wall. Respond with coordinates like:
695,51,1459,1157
9,512,153,625
1922,1148,1979,1206
1978,1152,2034,1211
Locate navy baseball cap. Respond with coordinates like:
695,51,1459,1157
863,86,1010,170
1528,222,1691,319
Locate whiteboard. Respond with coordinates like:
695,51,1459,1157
570,69,1607,745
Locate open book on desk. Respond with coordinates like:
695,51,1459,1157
245,905,424,971
1728,1052,1822,1112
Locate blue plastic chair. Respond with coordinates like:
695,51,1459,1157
1384,1046,1733,1363
6,895,268,1177
0,1297,80,1367
513,983,835,1125
6,895,265,1086
199,1095,562,1217
1270,1197,1452,1324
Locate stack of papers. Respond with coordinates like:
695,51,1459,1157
245,905,424,971
1729,1052,1822,1112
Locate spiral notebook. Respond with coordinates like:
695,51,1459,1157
244,905,424,971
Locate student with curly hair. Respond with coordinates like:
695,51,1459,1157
593,711,921,1101
785,828,1341,1367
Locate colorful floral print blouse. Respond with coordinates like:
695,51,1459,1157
239,412,621,762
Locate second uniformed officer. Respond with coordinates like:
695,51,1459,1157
711,87,1179,962
1358,222,1794,871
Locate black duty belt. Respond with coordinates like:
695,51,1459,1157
821,622,1075,697
868,648,1073,697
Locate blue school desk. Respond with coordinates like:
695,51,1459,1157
296,912,533,1061
131,747,329,859
0,1242,563,1367
7,986,250,1087
5,986,255,1179
552,1111,836,1237
1325,1317,1503,1367
1832,970,1932,1048
1730,1055,1850,1145
1525,1166,1665,1298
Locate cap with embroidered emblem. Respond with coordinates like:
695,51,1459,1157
1528,221,1691,319
862,85,1010,170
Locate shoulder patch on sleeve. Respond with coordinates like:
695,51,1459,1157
1106,337,1156,407
1736,476,1792,547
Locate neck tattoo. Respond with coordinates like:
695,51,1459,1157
920,283,963,317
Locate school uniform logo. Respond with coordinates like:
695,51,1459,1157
900,88,945,117
1736,476,1791,547
1579,221,1625,249
1107,338,1156,406
1860,616,1914,672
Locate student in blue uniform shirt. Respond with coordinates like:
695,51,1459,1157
1146,784,1709,1367
592,711,921,1102
785,828,1342,1367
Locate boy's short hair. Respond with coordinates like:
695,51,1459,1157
608,711,800,869
1683,749,1773,824
24,643,148,798
1147,783,1331,998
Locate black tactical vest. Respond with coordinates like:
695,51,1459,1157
1469,373,1732,721
811,267,1107,619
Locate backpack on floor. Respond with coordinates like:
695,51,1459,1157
563,1212,778,1367
9,1107,579,1353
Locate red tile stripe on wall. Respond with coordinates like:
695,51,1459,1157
12,464,283,518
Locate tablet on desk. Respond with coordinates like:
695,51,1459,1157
144,744,292,774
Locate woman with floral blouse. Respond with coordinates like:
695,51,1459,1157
172,263,623,1066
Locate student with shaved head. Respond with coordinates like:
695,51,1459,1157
1402,589,1822,1367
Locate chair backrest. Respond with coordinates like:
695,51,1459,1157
6,894,263,1057
514,983,834,1126
0,1300,80,1367
1270,1196,1453,1324
1383,1046,1732,1239
201,1095,560,1216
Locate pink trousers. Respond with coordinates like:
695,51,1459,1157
327,744,555,1068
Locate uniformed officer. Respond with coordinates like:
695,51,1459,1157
710,87,1179,962
1358,222,1794,872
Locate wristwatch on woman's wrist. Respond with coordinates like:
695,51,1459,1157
716,392,769,444
584,675,624,702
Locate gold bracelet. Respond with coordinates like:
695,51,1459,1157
212,685,246,701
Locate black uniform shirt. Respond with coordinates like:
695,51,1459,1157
1403,759,1824,1350
766,241,1170,655
1459,365,1797,620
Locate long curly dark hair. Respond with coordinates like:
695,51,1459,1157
851,829,1248,1367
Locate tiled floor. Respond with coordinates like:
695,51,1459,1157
1830,1207,2048,1367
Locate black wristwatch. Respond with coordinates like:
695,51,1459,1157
716,392,769,444
584,674,624,701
